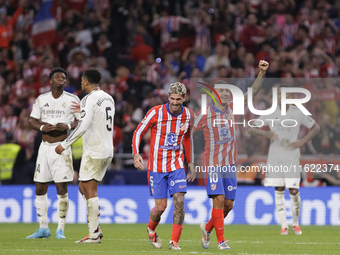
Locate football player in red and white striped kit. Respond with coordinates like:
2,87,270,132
195,60,269,250
132,82,195,250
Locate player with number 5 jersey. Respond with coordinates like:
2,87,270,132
132,82,195,250
56,68,114,243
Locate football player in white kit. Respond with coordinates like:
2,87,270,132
27,68,80,239
56,68,115,243
249,85,320,235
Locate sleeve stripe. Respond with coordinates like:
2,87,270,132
133,109,156,154
66,120,82,142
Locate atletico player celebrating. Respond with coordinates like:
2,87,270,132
194,60,269,250
132,82,195,250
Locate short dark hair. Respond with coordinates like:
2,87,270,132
211,79,228,88
49,67,67,80
83,68,102,84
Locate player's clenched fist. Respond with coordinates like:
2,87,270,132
258,60,269,71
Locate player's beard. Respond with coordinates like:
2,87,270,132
170,104,181,113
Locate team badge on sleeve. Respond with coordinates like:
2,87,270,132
80,110,86,118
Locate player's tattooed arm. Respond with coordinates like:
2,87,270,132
173,193,185,225
244,60,269,106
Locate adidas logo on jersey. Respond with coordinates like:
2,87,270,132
63,176,68,180
43,103,49,107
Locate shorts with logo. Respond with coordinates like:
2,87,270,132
264,158,301,189
79,154,112,182
34,141,74,183
148,169,187,199
204,164,237,200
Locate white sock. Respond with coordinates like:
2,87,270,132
35,194,49,229
57,193,69,231
275,190,287,229
290,192,301,226
87,197,100,238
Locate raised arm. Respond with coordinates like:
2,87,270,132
244,60,269,106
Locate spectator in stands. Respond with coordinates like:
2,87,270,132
203,42,230,78
312,114,336,158
0,104,17,142
241,14,265,54
0,0,23,49
130,35,153,66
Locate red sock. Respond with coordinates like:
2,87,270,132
148,218,159,231
171,223,183,243
212,208,225,243
206,217,214,232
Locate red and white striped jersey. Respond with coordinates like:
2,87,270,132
132,103,194,173
151,16,191,47
194,103,237,166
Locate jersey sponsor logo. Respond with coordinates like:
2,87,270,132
227,185,237,191
216,136,234,145
220,127,229,139
211,184,217,190
80,110,86,118
43,103,49,107
160,145,180,150
170,181,175,186
166,133,176,145
42,109,65,115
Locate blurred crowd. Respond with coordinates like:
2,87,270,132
1,0,340,185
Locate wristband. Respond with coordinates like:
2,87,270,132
67,123,71,130
40,125,44,131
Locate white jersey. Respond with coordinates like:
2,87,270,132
30,91,80,125
61,89,115,159
256,105,315,161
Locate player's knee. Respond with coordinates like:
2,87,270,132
35,184,47,195
289,189,299,196
35,187,46,196
56,185,67,195
224,203,233,214
156,205,167,214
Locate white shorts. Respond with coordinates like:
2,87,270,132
34,141,74,183
264,158,301,189
79,155,112,182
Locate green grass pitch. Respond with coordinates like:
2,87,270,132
1,223,339,254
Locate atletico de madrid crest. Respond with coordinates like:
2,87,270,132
211,184,217,191
180,122,188,131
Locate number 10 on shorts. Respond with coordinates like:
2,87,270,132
209,172,218,183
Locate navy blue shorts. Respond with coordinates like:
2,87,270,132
204,165,237,200
148,169,187,199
